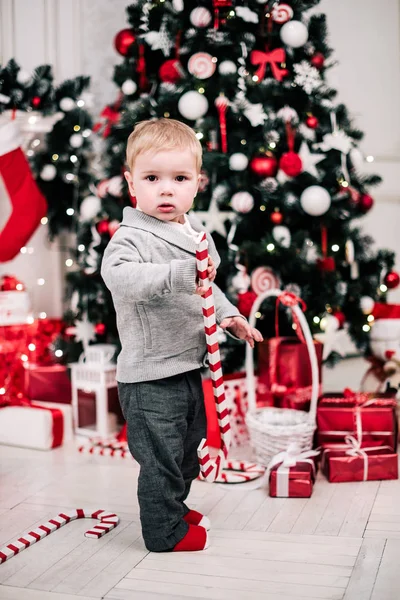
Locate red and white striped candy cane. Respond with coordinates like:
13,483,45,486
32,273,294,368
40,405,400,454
0,509,119,564
196,232,231,482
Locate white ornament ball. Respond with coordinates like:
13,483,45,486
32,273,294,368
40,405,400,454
360,296,375,315
178,91,209,120
229,153,248,171
230,191,254,214
59,97,76,112
40,164,57,181
79,195,101,221
190,7,212,27
218,60,237,75
231,268,251,293
272,225,291,248
121,79,137,95
17,70,31,85
280,20,309,48
70,133,83,148
300,185,331,216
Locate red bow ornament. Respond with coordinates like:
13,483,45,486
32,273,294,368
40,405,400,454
250,48,288,82
93,105,121,138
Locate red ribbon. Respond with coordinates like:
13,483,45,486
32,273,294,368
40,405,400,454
250,48,287,82
93,105,121,138
275,292,307,343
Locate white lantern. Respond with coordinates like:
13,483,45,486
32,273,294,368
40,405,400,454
60,97,76,112
280,21,308,48
229,153,248,171
70,133,83,148
272,225,291,248
230,191,254,213
300,185,331,216
79,195,101,221
219,60,237,75
178,91,209,120
121,79,137,95
40,164,57,181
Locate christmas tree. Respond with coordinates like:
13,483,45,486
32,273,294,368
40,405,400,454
43,1,399,368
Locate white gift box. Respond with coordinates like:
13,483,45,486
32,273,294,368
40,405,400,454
0,401,73,450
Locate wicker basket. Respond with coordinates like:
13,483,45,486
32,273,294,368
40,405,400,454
245,289,319,466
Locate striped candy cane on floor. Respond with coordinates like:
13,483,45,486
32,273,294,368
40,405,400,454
196,232,231,482
0,509,119,564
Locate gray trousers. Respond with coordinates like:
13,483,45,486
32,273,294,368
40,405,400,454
118,369,207,552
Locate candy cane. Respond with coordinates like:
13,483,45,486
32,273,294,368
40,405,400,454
0,509,119,564
199,459,265,484
196,232,231,482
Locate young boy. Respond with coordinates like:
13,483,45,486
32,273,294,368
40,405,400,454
101,118,262,553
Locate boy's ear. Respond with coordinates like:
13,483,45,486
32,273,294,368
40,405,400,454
194,173,201,198
124,170,135,195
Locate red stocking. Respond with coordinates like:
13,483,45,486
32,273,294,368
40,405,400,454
0,121,47,262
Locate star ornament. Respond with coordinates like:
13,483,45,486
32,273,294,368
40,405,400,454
195,196,235,238
69,315,96,352
314,315,347,360
298,141,326,178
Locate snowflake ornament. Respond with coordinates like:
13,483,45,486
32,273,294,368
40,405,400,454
316,130,352,154
277,105,299,123
293,61,322,94
259,177,278,193
244,103,267,127
298,122,317,142
264,130,280,145
235,6,259,23
144,20,175,56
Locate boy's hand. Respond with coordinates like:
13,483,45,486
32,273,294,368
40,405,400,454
219,316,263,348
194,256,216,296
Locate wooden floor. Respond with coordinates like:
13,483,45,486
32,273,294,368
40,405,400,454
0,437,399,600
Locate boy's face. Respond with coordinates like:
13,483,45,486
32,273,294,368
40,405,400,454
125,149,200,223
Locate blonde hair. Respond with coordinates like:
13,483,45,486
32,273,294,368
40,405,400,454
126,118,202,172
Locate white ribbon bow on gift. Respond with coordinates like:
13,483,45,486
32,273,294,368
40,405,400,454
267,443,320,497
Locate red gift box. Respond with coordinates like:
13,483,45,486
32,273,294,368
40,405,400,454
23,363,72,404
258,337,323,410
317,391,398,450
268,447,319,498
322,444,398,483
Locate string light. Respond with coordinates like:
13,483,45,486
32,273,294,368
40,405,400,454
0,388,5,395
16,284,24,291
73,125,81,132
363,324,370,332
163,112,170,118
78,244,85,251
332,244,339,252
82,129,91,137
65,173,75,181
266,243,275,252
41,217,48,225
55,350,63,357
380,284,388,292
27,247,34,254
21,354,28,362
255,312,261,319
28,116,37,124
77,100,85,107
66,208,75,215
269,142,276,149
32,139,40,147
198,87,205,94
195,132,204,140
65,259,74,267
70,155,78,163
52,154,59,161
26,316,34,324
28,343,36,351
240,139,247,145
211,57,218,63
313,316,320,324
37,278,45,286
260,205,266,212
366,155,374,162
20,247,27,254
39,312,47,319
252,75,259,82
367,315,374,322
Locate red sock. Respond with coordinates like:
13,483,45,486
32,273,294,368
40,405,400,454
173,524,209,552
183,509,211,531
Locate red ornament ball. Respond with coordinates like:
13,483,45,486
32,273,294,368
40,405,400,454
384,271,400,290
95,323,107,336
249,154,278,178
237,291,258,318
306,115,319,129
97,219,110,235
159,59,183,83
359,193,374,213
310,53,325,70
333,310,346,328
32,96,41,107
279,152,303,177
114,28,136,56
270,211,283,225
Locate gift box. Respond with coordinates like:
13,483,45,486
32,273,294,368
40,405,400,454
317,390,398,450
0,400,73,450
268,447,319,498
322,445,398,483
23,363,72,404
258,337,323,410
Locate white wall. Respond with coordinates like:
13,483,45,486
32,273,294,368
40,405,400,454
1,0,400,317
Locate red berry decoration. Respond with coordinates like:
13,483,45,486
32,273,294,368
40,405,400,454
159,59,183,83
270,210,283,225
95,323,107,336
32,96,41,108
306,115,319,129
310,53,325,70
279,152,303,177
384,271,400,290
359,193,374,213
97,219,110,235
333,310,346,328
249,154,278,177
114,28,136,56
